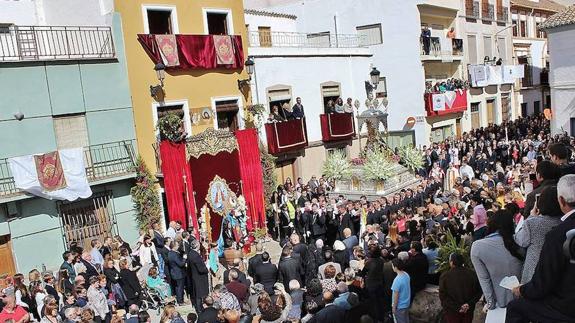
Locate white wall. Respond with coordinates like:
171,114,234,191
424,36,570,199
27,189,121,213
259,0,428,145
0,0,113,26
251,53,372,143
245,13,297,32
547,25,575,134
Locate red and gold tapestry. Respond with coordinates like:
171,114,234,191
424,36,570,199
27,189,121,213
213,35,235,65
155,34,180,67
34,151,67,191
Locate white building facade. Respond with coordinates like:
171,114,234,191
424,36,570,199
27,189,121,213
245,10,373,182
459,0,517,129
511,0,564,117
540,5,575,135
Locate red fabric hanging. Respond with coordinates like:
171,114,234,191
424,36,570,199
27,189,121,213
159,141,198,238
137,34,244,70
235,129,266,230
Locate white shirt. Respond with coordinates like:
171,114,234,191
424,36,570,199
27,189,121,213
459,164,475,180
165,227,177,239
561,209,575,222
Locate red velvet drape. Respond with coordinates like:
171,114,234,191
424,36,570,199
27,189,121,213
189,150,242,242
159,141,198,238
264,118,308,154
235,129,266,230
137,34,244,70
320,113,356,142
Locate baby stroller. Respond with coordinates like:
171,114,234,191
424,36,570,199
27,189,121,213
140,283,171,315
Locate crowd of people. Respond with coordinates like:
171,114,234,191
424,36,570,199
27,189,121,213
267,97,356,124
424,79,469,94
1,114,575,323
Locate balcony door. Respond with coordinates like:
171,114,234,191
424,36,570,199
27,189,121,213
0,235,16,280
267,85,292,119
501,93,511,122
471,102,481,129
215,100,240,132
204,9,233,35
321,81,341,114
486,99,496,125
258,26,272,47
143,6,179,34
53,114,90,150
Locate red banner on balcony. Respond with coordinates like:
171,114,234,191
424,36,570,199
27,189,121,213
265,119,308,155
320,113,355,142
424,89,468,116
137,34,244,70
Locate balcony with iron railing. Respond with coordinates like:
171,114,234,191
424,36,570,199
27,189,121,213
0,140,136,199
248,31,366,48
0,25,115,62
483,4,495,22
420,36,463,61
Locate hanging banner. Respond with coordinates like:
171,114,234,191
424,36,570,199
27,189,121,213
488,65,503,85
444,91,457,108
432,93,446,111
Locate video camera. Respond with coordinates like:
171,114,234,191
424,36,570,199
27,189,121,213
564,229,575,264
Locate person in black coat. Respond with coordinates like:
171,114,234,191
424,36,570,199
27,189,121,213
309,292,345,323
335,205,354,240
405,241,429,300
247,243,264,279
310,204,327,242
119,258,142,307
187,240,210,311
254,252,278,294
167,241,186,304
197,296,219,323
278,246,302,290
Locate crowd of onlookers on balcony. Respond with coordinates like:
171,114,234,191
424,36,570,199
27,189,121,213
425,79,470,94
267,97,356,123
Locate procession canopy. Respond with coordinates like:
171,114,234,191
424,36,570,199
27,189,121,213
187,128,238,158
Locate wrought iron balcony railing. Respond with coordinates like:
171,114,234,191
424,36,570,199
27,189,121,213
0,140,136,198
497,7,509,22
0,25,115,62
466,1,481,18
248,31,366,48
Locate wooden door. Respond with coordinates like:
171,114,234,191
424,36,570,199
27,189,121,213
486,99,495,125
0,235,16,282
258,26,272,47
455,118,462,138
471,112,481,129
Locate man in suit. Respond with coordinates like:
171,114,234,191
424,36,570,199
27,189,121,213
309,203,327,242
197,296,219,323
290,233,308,280
223,258,250,287
309,292,345,323
549,142,575,176
247,242,264,279
292,97,305,119
167,241,186,304
254,252,278,294
226,270,248,304
506,175,575,323
405,242,429,300
342,228,358,261
278,246,302,290
79,252,99,282
336,204,354,241
187,239,210,311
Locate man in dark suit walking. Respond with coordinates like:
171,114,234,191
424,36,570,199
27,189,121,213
254,252,278,294
309,292,345,323
336,204,354,241
247,242,264,279
278,246,302,290
167,241,186,304
187,239,210,311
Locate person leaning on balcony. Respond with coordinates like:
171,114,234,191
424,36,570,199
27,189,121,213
334,98,345,113
282,102,295,120
421,26,431,55
325,100,336,114
343,98,354,113
446,27,456,39
268,105,286,123
292,97,305,119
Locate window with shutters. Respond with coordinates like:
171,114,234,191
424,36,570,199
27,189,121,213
518,56,532,87
321,82,341,113
497,37,506,63
467,34,478,64
154,103,192,140
53,114,89,150
143,6,179,34
258,26,272,47
356,24,383,46
215,99,240,132
483,36,492,60
267,85,293,118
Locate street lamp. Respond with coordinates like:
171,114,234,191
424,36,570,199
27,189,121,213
370,67,381,87
238,57,255,90
150,62,166,98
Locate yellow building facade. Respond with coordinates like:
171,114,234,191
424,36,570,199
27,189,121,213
114,0,250,172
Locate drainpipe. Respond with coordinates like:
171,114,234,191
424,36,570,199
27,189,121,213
334,13,339,47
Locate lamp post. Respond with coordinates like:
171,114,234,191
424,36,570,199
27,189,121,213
237,56,255,91
150,62,166,98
